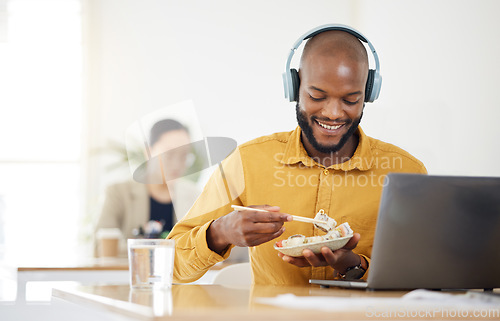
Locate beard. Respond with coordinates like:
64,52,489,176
296,103,363,154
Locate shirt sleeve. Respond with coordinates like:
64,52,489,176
167,148,246,283
169,218,233,283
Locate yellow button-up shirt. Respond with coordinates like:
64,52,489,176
168,126,426,285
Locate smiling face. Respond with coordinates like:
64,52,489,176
296,31,369,162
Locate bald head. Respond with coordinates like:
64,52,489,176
300,30,368,70
297,30,370,104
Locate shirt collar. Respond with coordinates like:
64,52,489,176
280,126,373,171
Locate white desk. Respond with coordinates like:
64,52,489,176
52,283,500,321
1,258,227,302
0,257,129,302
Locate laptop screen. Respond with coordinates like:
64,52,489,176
367,173,500,290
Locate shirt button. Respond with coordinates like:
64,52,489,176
323,169,329,175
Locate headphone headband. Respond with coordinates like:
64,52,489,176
283,24,382,103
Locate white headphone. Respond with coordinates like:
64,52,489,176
282,24,382,103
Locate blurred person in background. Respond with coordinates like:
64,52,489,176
93,119,200,256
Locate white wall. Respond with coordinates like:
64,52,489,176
355,0,500,176
84,0,500,217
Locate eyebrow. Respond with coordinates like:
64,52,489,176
309,86,327,93
309,86,362,96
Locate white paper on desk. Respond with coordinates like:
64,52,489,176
254,289,500,312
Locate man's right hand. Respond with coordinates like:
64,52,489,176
206,205,292,254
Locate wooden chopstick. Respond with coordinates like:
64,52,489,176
290,215,327,225
230,205,326,224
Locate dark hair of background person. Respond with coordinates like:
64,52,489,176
149,119,189,146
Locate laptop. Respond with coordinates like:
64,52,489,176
310,173,500,290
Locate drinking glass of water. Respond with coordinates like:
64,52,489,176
128,239,175,289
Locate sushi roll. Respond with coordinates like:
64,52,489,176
305,235,325,243
282,234,306,247
335,222,353,237
325,229,341,239
313,209,337,232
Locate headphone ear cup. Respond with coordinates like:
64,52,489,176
290,69,300,102
364,69,375,102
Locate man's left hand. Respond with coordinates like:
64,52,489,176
278,232,361,273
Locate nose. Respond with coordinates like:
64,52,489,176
321,99,345,120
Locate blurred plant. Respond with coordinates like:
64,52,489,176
91,139,141,172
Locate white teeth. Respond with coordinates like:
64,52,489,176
317,121,342,130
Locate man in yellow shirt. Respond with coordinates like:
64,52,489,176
167,25,426,285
